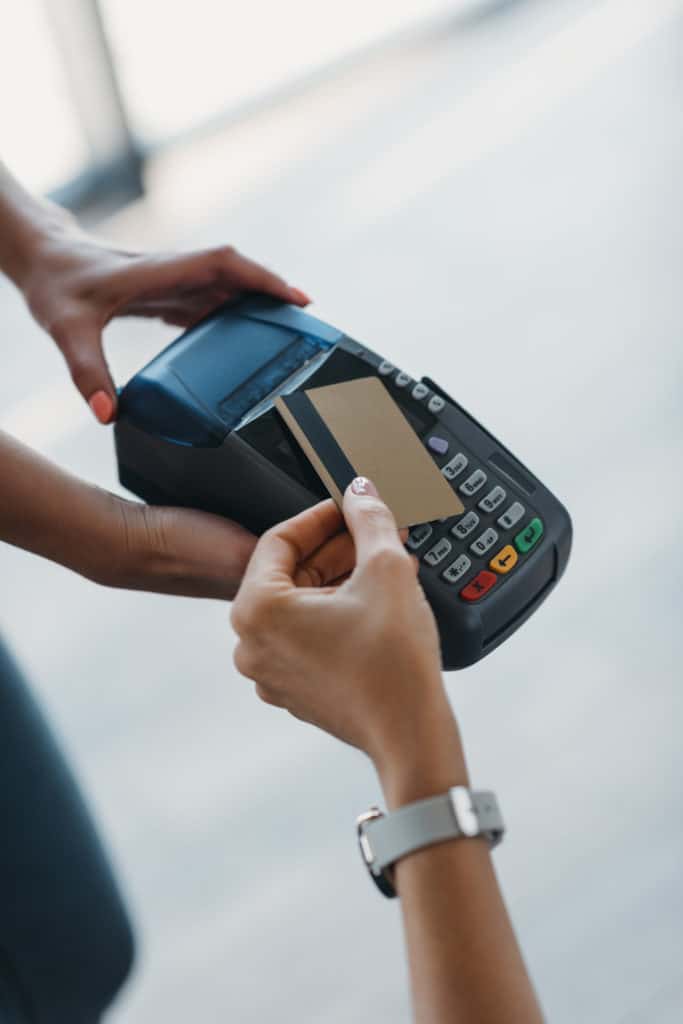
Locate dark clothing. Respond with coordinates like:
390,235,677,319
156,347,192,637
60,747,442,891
0,638,134,1022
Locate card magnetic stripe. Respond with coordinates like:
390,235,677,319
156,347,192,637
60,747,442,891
279,391,358,495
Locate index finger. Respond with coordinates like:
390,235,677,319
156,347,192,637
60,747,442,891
217,249,295,302
240,499,344,593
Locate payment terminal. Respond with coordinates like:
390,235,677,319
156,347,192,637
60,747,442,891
114,297,572,669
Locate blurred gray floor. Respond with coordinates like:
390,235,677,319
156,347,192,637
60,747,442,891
1,0,682,1020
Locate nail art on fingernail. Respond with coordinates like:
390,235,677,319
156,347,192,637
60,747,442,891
351,476,378,496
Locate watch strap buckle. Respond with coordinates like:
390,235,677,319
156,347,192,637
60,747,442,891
356,807,398,898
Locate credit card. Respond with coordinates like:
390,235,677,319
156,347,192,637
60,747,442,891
275,377,464,528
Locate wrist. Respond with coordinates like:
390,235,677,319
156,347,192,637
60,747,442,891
97,499,179,593
0,191,75,291
105,502,252,600
371,686,469,810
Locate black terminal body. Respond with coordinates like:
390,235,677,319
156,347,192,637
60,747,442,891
114,297,572,669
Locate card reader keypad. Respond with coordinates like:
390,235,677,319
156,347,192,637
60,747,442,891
413,424,545,601
373,356,545,604
419,432,543,600
416,419,543,601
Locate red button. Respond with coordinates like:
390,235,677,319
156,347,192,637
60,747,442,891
460,570,497,602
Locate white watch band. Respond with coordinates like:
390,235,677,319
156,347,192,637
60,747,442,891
357,787,505,898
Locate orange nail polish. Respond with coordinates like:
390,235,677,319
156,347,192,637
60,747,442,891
88,390,114,424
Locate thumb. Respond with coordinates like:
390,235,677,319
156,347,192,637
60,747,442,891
342,477,410,574
59,325,117,424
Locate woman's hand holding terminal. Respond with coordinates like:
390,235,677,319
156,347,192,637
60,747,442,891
0,160,310,424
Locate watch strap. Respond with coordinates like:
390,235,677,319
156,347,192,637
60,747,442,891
361,788,504,876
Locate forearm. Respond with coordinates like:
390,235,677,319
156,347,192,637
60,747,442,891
0,161,73,288
375,699,543,1024
0,429,134,583
0,430,255,599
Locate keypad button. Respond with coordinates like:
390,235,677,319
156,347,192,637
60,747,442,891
497,501,525,530
441,452,468,481
450,510,479,540
427,435,449,455
395,371,412,388
489,545,518,574
460,570,497,602
460,468,487,497
478,485,506,514
412,383,429,401
514,517,544,554
423,537,453,567
378,360,394,375
428,395,445,414
470,527,498,558
406,523,433,551
442,554,471,584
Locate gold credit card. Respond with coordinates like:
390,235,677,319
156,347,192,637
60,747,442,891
275,376,464,528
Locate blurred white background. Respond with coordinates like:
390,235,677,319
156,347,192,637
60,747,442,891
1,0,682,1020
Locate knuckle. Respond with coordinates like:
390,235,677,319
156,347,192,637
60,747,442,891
216,244,237,261
230,594,260,637
297,563,323,588
229,599,247,636
255,683,281,708
366,545,411,579
230,587,283,638
51,314,84,350
233,641,259,681
356,498,392,526
68,353,98,388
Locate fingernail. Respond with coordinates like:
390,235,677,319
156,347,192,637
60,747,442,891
88,390,114,424
289,287,311,306
350,476,378,497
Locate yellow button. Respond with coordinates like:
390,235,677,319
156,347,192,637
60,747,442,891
489,545,518,574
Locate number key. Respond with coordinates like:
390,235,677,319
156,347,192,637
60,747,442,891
470,527,498,558
442,453,468,481
406,523,433,551
423,537,452,567
478,485,506,514
460,469,487,497
451,510,479,540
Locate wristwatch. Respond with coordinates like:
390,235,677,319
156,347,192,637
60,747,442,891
356,786,505,898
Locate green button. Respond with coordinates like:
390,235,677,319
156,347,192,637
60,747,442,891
514,517,544,554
